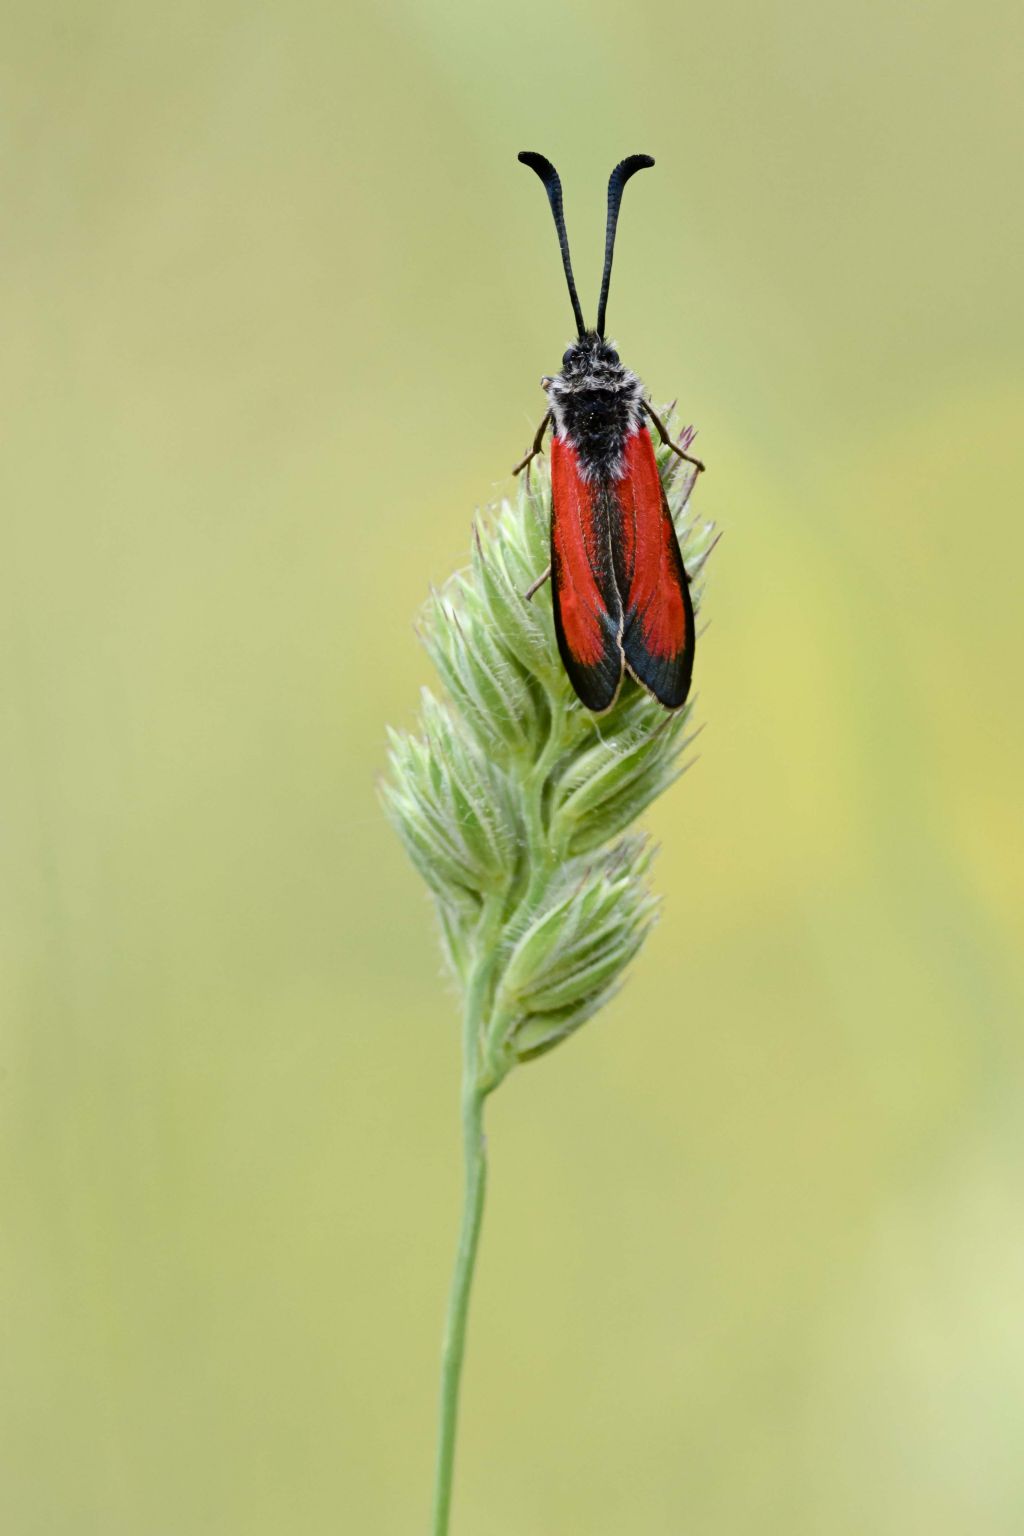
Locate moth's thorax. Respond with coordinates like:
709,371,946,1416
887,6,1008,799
544,332,645,481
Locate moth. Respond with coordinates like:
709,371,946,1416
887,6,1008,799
515,152,705,713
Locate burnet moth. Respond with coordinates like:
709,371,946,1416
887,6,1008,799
514,152,705,714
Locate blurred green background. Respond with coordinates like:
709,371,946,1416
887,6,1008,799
3,1,1023,1532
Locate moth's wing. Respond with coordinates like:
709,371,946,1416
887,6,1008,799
612,425,695,710
550,436,624,713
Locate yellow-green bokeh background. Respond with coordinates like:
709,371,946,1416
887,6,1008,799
3,2,1023,1531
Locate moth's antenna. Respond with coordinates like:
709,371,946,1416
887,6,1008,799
596,154,654,337
518,152,586,338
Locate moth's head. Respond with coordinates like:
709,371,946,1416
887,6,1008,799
555,331,622,384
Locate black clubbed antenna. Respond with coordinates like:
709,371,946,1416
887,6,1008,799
518,152,586,338
596,154,654,337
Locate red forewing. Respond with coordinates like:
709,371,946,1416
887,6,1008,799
612,426,695,709
550,436,624,712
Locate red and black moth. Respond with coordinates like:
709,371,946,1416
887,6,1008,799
515,152,705,714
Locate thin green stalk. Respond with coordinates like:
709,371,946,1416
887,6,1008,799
430,932,494,1536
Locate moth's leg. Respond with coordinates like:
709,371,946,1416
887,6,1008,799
642,400,706,473
524,565,551,601
513,412,552,480
517,412,553,595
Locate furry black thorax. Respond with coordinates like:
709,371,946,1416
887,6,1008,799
544,332,645,481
